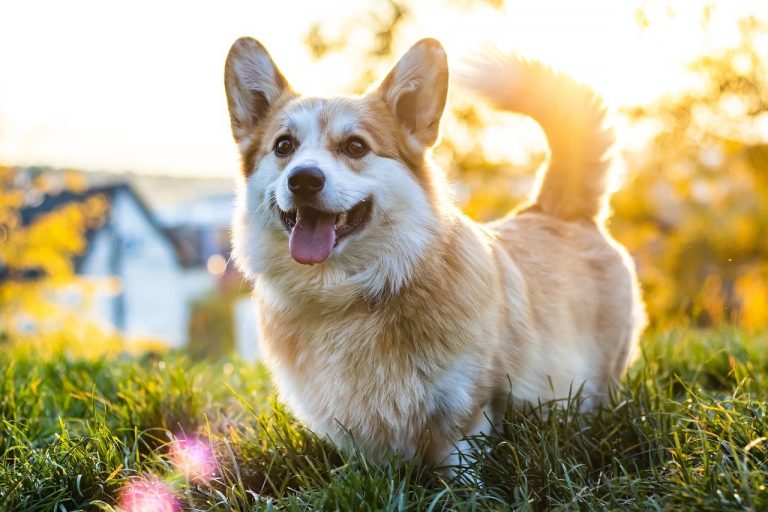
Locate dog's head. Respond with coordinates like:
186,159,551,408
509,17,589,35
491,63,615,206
225,37,449,301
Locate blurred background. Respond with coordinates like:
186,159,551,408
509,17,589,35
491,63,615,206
1,0,766,360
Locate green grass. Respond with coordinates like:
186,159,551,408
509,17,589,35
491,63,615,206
2,327,768,511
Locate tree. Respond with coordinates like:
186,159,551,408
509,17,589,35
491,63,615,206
612,14,768,328
0,166,109,340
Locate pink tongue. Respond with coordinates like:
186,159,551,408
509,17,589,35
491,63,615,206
289,209,337,265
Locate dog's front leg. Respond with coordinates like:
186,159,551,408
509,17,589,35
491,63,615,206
427,404,495,485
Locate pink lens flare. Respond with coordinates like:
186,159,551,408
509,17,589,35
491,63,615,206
170,435,217,482
120,477,179,512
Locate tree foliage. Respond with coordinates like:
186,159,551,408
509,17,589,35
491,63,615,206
0,166,108,339
612,15,768,328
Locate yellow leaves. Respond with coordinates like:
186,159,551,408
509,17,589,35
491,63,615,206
0,167,109,337
2,193,105,274
0,166,132,353
723,138,745,156
0,280,59,319
729,214,759,254
62,169,89,192
462,188,517,222
734,266,768,332
4,202,85,283
697,274,727,326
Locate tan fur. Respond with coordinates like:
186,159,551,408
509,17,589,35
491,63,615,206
461,52,615,221
225,38,646,467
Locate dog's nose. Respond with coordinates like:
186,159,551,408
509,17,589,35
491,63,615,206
287,166,325,197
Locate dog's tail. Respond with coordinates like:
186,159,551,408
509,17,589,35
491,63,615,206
460,52,614,222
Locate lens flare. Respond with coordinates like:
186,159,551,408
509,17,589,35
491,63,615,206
170,435,217,482
120,477,179,512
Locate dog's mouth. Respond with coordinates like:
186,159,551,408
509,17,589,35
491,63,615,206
277,197,373,265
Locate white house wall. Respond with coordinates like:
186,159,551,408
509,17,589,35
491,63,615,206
78,228,118,330
80,189,192,348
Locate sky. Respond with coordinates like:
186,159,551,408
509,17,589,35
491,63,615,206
0,0,761,177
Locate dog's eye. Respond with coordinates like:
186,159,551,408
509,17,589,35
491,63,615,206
343,138,369,159
274,136,296,157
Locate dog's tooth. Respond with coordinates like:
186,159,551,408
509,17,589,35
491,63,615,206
336,212,348,226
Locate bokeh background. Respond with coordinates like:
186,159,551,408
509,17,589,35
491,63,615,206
1,0,767,359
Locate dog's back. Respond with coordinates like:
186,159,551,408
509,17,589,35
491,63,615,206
464,54,646,403
492,214,644,405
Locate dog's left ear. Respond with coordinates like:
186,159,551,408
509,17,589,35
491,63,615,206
375,38,448,148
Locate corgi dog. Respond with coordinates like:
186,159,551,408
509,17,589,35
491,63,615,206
225,37,645,466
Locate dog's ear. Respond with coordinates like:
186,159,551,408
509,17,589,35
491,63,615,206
225,37,291,147
375,38,448,148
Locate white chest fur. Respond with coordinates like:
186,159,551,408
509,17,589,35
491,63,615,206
256,286,495,460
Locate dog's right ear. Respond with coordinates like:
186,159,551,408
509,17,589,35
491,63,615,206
225,37,291,148
374,38,448,149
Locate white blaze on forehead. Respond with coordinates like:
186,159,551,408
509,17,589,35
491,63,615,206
282,99,363,147
283,101,324,145
328,110,364,139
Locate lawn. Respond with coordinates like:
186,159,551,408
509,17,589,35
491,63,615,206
2,327,768,511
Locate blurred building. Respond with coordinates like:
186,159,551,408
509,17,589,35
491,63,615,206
157,193,261,361
16,168,261,357
20,182,220,348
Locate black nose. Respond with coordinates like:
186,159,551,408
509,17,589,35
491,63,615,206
287,166,325,197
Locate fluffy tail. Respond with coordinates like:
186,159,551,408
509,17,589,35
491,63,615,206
460,53,614,222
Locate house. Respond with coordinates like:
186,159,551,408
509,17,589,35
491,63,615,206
158,193,262,361
20,183,217,348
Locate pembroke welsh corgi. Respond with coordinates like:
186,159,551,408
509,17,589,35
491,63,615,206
225,37,645,467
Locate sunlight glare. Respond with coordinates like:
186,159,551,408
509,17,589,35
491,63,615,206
170,435,217,482
120,478,179,512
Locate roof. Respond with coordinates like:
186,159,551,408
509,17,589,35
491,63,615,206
18,182,184,272
21,183,124,225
